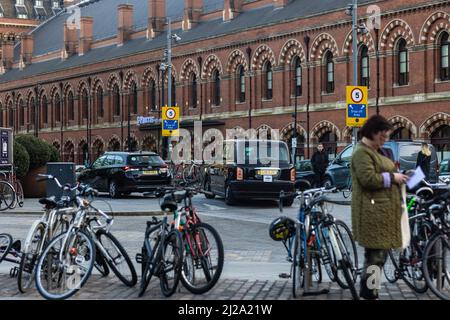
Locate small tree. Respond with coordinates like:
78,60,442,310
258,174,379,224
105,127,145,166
15,135,51,170
13,141,30,179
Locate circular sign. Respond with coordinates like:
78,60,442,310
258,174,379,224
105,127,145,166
165,108,176,119
351,88,364,103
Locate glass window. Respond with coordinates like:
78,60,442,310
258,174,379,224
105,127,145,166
360,46,370,87
235,141,290,164
97,88,104,118
441,33,449,81
340,146,354,162
293,57,302,96
67,91,74,121
190,74,197,108
325,52,334,93
54,94,61,122
113,85,120,116
439,161,448,173
237,66,246,103
265,62,273,100
213,70,220,106
127,155,165,166
92,156,106,168
35,0,43,7
399,144,422,162
114,155,125,165
398,39,409,86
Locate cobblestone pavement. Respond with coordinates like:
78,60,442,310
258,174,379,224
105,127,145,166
0,274,440,300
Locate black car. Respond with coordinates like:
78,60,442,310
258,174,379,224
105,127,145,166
295,160,315,190
204,140,296,206
78,152,171,198
439,158,450,182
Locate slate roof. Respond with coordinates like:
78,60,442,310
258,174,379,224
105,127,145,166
0,0,56,20
0,0,376,85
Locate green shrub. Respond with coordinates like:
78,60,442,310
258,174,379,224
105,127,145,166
13,141,30,179
48,144,61,163
15,135,51,170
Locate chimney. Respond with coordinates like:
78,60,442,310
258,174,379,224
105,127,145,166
182,0,203,31
273,0,291,8
118,4,133,46
0,34,15,73
63,22,78,57
147,0,166,39
78,16,93,56
20,34,34,66
223,0,243,22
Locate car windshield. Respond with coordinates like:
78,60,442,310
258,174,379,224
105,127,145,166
399,145,422,162
440,161,449,173
233,141,290,165
296,161,312,171
128,155,164,166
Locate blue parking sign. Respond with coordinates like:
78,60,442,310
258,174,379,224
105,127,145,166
347,104,367,118
163,120,178,130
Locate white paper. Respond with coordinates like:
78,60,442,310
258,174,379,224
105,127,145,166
407,166,425,189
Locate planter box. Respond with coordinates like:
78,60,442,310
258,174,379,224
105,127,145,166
22,166,46,198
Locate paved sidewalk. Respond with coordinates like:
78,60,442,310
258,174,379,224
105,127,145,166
0,274,440,300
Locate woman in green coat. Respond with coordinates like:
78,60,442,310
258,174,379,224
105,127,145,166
351,115,409,300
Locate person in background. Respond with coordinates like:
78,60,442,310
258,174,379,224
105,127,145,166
416,142,431,181
311,143,328,187
351,115,409,300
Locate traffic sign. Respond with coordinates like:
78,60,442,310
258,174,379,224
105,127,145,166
346,86,368,127
162,106,179,137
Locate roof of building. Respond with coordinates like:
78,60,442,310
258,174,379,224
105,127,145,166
0,0,59,20
0,0,376,85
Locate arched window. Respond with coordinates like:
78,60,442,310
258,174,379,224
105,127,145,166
440,32,449,81
189,74,197,108
54,93,61,123
81,89,88,120
97,87,104,118
171,76,176,105
129,82,137,114
292,57,302,96
237,65,246,103
360,45,370,87
265,62,273,100
212,70,221,106
42,96,48,125
149,80,156,111
0,103,3,127
67,91,74,121
29,97,35,126
8,102,14,128
113,84,120,116
398,39,409,86
19,99,24,127
325,51,334,93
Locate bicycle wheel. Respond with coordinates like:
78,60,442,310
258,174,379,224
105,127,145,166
333,220,358,289
0,233,12,263
398,246,428,294
181,223,224,294
292,226,304,298
35,229,95,300
15,180,24,207
384,249,400,284
159,229,183,297
96,230,137,287
319,227,337,282
138,224,161,297
339,256,360,300
17,222,45,293
0,181,15,211
423,234,450,300
93,246,110,277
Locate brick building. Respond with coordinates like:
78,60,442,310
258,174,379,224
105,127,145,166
0,0,449,165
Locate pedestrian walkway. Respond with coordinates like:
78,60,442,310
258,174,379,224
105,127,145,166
0,274,439,300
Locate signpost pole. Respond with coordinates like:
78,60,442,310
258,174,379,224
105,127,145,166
352,0,358,146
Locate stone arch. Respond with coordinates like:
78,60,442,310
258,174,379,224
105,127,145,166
107,135,121,151
63,83,73,97
25,90,34,105
52,139,61,151
180,58,200,81
49,85,59,101
420,11,450,44
226,49,249,74
310,120,341,142
91,77,105,94
92,136,105,160
420,112,450,138
310,33,339,61
63,139,75,162
255,124,279,140
142,134,158,152
279,39,306,67
380,19,415,50
77,138,88,165
123,70,139,90
124,133,138,151
280,123,307,141
201,54,223,79
388,115,417,138
107,73,121,91
251,44,276,71
142,67,157,87
342,30,376,55
342,126,353,143
77,80,89,95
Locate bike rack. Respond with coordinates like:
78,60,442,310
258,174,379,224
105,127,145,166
0,234,23,278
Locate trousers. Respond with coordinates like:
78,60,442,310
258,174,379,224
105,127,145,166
359,248,388,300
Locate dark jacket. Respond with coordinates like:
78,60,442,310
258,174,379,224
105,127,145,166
416,151,431,180
351,143,402,250
311,150,328,174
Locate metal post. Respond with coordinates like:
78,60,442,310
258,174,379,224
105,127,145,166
60,82,64,160
127,88,131,151
294,68,298,166
304,36,311,159
352,0,358,145
197,56,203,121
375,26,380,115
246,47,252,129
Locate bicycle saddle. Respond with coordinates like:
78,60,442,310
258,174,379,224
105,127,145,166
39,196,58,209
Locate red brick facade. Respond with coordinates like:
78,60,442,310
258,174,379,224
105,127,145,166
0,0,449,164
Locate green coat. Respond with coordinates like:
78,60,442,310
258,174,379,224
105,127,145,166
351,143,402,250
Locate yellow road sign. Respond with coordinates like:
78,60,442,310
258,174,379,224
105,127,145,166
346,86,368,127
162,106,180,137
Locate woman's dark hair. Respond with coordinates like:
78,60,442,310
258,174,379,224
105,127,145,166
360,115,393,140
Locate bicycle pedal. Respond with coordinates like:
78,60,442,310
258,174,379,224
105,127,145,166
135,253,143,264
279,273,291,279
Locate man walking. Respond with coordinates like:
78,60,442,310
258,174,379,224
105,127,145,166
311,143,328,187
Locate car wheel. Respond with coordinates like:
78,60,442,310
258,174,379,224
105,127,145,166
224,185,236,206
109,180,121,199
204,179,215,199
323,178,333,189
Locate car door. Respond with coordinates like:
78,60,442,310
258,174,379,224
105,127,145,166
85,156,106,187
332,145,353,187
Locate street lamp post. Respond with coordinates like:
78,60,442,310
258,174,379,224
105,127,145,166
59,82,64,160
375,26,380,115
34,85,40,138
304,35,311,159
246,47,252,129
197,56,203,121
351,0,358,145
